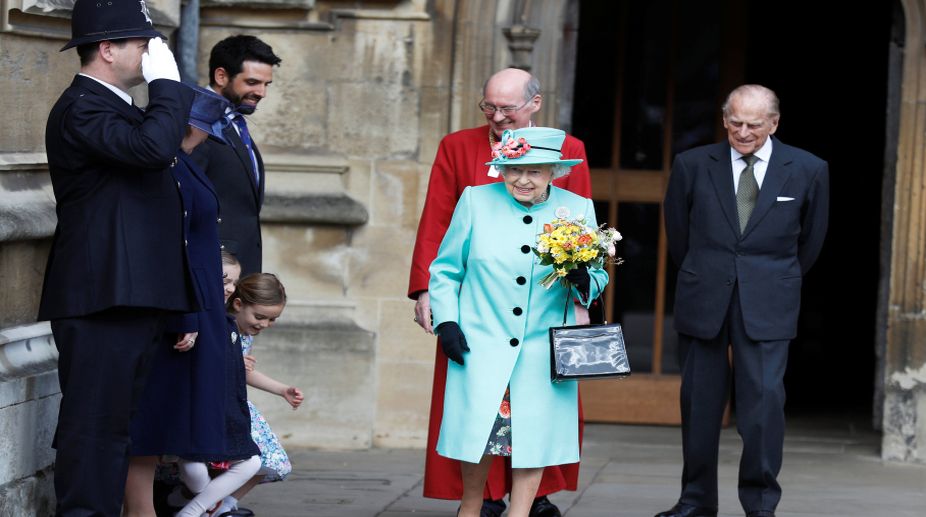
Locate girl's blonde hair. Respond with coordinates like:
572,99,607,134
221,251,240,268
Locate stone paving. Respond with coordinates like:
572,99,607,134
241,417,926,516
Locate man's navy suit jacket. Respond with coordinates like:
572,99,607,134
191,118,265,276
38,75,196,320
664,138,829,342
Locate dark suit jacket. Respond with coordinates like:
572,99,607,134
664,138,829,342
191,119,264,276
38,75,196,321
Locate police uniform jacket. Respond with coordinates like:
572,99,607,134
38,75,196,320
429,183,608,468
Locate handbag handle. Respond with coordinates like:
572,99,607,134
562,274,601,325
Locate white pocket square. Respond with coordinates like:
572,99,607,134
776,196,795,202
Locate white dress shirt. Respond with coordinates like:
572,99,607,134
730,137,773,192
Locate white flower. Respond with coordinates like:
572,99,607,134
555,206,571,218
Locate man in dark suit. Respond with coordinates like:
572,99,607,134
658,85,829,517
192,35,282,276
40,1,195,515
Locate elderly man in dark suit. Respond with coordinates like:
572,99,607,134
193,35,282,276
658,84,829,517
39,1,195,515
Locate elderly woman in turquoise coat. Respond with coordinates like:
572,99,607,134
429,127,608,517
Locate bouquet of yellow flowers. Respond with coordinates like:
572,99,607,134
534,212,622,290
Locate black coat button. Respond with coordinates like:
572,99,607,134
509,338,519,347
516,276,526,285
513,307,523,316
523,215,533,224
521,245,530,254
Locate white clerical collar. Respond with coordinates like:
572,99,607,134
79,73,133,105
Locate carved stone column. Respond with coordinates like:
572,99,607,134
502,24,540,71
882,0,926,465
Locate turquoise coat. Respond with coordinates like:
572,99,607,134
429,182,608,468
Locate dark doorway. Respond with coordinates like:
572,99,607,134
744,1,892,417
571,0,892,422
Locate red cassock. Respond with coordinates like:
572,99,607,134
408,125,591,500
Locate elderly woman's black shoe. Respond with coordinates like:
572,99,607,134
481,498,506,517
529,496,562,517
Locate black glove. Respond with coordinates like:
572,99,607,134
436,321,469,365
565,264,591,300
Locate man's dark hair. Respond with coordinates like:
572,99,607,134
208,35,282,86
77,39,128,67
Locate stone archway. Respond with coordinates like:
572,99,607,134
882,0,926,464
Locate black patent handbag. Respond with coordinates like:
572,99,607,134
549,277,631,383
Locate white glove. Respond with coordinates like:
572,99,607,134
141,37,181,83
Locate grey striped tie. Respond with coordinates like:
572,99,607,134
736,154,759,232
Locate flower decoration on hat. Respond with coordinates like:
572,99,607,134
491,129,532,162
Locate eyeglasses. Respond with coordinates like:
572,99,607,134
478,99,531,116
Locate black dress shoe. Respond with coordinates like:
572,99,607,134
530,495,562,517
218,508,254,517
746,512,775,517
481,498,506,517
654,502,718,517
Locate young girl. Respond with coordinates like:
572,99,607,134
213,272,304,515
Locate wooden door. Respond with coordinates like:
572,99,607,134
571,0,744,424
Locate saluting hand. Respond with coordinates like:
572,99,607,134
142,37,181,83
436,321,469,366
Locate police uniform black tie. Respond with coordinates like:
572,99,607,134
737,154,759,232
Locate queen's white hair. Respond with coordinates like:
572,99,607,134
498,163,572,180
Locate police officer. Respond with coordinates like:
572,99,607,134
40,1,196,514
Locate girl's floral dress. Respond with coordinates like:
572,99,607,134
484,386,512,456
241,334,292,482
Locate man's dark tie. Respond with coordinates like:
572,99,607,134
737,154,759,232
233,115,260,186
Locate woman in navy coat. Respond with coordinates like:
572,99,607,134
124,86,258,515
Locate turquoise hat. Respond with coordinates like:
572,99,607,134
485,127,583,168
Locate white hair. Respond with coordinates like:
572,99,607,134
497,163,572,180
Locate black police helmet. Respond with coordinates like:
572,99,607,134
61,0,166,52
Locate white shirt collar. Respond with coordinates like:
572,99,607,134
730,136,773,164
79,73,133,105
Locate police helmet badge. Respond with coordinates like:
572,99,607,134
139,0,153,24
